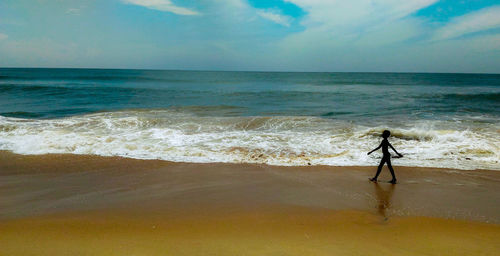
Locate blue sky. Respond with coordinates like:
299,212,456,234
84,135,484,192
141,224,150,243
0,0,499,73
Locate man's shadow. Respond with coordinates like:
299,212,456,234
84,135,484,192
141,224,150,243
373,182,395,221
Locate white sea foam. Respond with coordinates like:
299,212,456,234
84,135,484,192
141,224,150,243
1,110,499,170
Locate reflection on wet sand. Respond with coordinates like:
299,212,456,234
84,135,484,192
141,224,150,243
373,182,395,220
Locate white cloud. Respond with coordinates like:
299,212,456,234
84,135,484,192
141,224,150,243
433,5,500,40
66,8,81,15
259,1,444,72
122,0,199,15
0,33,8,40
215,0,246,9
284,0,437,30
275,0,438,54
256,9,292,27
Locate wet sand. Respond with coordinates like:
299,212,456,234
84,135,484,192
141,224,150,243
1,151,499,255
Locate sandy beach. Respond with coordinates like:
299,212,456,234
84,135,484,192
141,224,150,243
3,0,500,254
1,151,499,255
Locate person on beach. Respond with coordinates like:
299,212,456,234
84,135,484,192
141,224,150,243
367,130,402,184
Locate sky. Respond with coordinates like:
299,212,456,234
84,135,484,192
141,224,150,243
0,0,500,73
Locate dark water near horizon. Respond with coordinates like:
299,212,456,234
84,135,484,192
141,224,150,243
1,68,499,170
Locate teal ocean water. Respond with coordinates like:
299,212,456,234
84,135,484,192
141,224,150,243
1,68,499,170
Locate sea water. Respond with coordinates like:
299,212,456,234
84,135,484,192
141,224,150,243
1,68,499,170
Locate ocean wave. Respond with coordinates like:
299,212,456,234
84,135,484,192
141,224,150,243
443,93,500,102
0,110,499,170
0,112,44,118
417,92,500,102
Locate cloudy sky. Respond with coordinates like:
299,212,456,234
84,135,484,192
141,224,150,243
1,0,499,73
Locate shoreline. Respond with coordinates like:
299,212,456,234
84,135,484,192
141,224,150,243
1,150,498,174
1,151,499,255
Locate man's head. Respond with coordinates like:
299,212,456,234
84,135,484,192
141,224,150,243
382,130,391,138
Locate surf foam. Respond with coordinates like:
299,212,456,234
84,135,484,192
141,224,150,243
0,110,499,170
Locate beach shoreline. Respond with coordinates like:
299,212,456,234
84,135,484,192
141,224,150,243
1,151,499,255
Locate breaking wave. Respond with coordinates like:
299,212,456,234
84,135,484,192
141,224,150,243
0,109,499,170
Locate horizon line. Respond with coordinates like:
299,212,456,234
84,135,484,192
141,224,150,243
0,66,499,75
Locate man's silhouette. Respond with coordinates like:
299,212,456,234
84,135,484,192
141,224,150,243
367,130,402,184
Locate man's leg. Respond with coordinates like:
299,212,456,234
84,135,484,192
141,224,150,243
386,158,397,183
371,158,386,181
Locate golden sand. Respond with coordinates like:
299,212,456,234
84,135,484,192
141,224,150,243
1,152,499,255
1,208,499,256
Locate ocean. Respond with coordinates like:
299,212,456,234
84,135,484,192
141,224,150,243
0,68,499,170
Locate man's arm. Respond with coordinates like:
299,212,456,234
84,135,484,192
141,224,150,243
389,143,403,156
367,143,382,155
